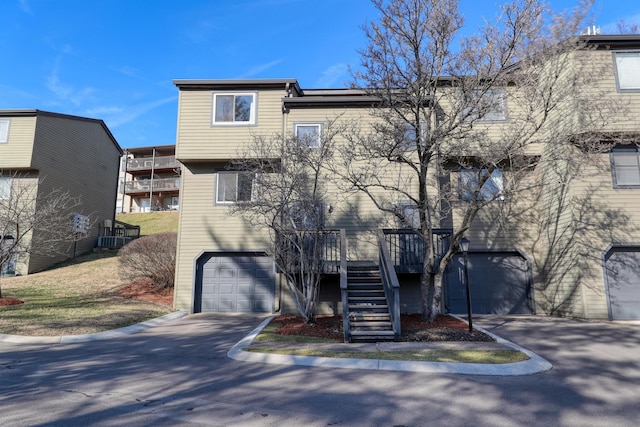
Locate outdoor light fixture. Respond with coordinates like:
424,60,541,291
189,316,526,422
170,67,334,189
460,236,470,253
460,236,473,333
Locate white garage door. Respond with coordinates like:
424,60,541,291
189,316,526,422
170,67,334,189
194,253,275,313
605,247,640,320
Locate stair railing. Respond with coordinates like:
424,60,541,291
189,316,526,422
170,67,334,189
339,229,351,342
377,229,401,340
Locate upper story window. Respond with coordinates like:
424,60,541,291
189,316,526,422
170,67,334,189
0,119,10,143
613,52,640,92
0,176,12,199
294,123,322,148
212,93,257,125
215,172,254,204
611,145,640,188
464,89,507,122
459,168,504,201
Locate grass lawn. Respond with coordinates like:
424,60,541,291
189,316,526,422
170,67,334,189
116,211,179,235
246,347,529,364
0,251,173,336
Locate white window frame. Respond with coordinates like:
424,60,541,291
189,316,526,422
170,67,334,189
613,51,640,92
294,123,323,148
464,88,508,123
0,176,13,199
611,145,640,188
459,168,504,202
212,92,257,126
0,119,10,144
215,172,254,204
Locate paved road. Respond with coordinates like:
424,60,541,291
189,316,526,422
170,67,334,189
1,314,639,426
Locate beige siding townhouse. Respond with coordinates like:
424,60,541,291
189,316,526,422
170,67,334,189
0,110,122,275
173,35,640,329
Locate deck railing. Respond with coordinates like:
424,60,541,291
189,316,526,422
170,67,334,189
378,229,401,340
127,155,180,171
339,229,349,342
381,228,453,273
275,229,343,274
125,177,181,193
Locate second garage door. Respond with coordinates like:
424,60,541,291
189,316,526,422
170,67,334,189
194,253,275,313
445,251,534,315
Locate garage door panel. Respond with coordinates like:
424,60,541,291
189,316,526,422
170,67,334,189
446,252,533,315
219,284,235,295
195,254,275,313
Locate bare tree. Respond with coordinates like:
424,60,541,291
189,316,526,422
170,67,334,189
333,0,613,322
0,173,84,296
616,19,640,34
230,120,342,323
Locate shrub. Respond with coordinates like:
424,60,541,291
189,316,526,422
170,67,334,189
118,232,177,289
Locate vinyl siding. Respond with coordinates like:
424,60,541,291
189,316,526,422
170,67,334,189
0,116,36,168
173,162,272,310
26,114,120,273
176,89,286,161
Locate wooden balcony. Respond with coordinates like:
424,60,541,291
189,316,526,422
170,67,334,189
381,228,452,273
127,155,180,172
125,177,180,194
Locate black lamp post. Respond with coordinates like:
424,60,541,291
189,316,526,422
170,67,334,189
460,236,473,333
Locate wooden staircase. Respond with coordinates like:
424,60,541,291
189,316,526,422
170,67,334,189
346,264,396,342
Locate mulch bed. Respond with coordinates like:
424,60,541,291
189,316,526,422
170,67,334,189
0,297,24,307
117,278,173,306
274,314,495,342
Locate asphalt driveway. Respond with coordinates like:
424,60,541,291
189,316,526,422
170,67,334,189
1,313,639,426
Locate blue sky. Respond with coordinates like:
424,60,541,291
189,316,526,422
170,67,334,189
1,0,639,149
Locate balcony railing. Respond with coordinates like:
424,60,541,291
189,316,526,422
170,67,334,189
275,229,343,274
381,228,452,273
125,177,180,193
127,155,180,171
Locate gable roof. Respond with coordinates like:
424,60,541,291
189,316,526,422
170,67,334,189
0,109,122,155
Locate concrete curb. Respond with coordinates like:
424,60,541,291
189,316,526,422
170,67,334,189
0,311,189,344
227,316,553,376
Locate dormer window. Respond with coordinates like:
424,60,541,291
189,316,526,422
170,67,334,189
613,52,640,92
212,93,257,125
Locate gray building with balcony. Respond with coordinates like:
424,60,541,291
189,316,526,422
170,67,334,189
117,144,181,213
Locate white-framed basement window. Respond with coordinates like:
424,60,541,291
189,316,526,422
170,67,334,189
0,119,10,143
212,93,257,125
294,123,323,148
613,51,640,92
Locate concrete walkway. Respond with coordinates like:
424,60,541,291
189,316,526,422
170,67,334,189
0,311,551,375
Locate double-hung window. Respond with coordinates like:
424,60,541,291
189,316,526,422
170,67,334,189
459,168,504,201
611,146,640,188
216,172,254,203
464,89,507,122
0,119,9,143
212,93,256,125
613,52,640,92
294,123,322,148
0,176,12,199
